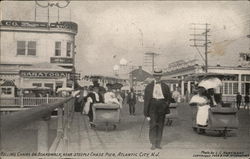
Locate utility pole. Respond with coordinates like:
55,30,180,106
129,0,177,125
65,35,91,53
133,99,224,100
190,23,211,72
144,52,159,73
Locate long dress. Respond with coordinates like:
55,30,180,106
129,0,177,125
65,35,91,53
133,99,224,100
189,95,210,126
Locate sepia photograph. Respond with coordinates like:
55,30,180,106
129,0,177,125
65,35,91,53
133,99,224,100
0,0,249,159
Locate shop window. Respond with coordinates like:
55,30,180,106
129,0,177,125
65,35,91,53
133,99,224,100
246,75,250,81
27,41,36,55
55,42,61,56
32,83,42,87
44,83,53,90
224,83,228,94
66,42,72,57
242,83,245,95
228,83,232,94
233,83,238,94
1,88,12,95
17,41,26,55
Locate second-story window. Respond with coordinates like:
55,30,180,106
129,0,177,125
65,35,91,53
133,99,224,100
66,42,72,57
55,42,61,56
17,41,36,56
17,41,26,55
28,41,36,55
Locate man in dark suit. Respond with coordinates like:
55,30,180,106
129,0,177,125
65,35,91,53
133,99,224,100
127,88,137,115
144,69,171,150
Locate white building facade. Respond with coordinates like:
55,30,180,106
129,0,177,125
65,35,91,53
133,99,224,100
0,20,78,95
163,59,250,103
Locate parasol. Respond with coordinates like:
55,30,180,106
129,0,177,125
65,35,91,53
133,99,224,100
198,77,222,90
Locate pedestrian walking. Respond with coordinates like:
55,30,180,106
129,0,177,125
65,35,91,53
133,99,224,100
143,69,171,150
236,92,242,110
127,88,137,115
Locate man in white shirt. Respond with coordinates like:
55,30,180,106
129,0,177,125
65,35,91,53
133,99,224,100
144,69,171,150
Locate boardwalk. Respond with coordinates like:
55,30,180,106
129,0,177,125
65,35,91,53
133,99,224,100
1,102,249,159
67,102,250,159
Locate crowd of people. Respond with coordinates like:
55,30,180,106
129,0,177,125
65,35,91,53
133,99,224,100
74,81,137,127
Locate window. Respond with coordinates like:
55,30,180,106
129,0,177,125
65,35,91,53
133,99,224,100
228,83,232,94
44,83,53,90
17,41,36,56
224,83,228,94
242,83,245,95
233,83,238,94
224,82,239,95
28,41,36,55
32,83,42,87
17,41,26,55
66,42,72,57
55,42,61,56
1,88,12,95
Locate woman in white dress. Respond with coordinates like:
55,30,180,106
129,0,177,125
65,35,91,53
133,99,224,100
104,84,122,108
189,87,210,126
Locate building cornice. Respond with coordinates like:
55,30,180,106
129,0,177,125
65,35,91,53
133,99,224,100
0,20,78,35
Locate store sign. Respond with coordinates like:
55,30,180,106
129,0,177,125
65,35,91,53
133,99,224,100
50,57,73,64
0,75,18,83
0,20,78,32
20,71,68,78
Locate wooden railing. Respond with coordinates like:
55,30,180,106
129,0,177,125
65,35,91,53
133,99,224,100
0,97,65,108
0,95,77,153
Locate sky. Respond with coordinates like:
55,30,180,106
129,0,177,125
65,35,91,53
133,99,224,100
1,1,250,76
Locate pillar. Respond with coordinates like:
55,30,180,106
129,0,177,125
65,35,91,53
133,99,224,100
238,74,242,94
170,84,174,92
187,81,191,94
181,76,184,96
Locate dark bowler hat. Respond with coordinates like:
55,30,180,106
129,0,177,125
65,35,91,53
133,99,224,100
153,68,163,76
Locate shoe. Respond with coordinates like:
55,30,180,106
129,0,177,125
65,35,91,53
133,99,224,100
150,145,156,150
156,145,162,149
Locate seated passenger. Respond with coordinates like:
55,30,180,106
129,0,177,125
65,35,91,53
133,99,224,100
207,88,222,107
104,84,122,108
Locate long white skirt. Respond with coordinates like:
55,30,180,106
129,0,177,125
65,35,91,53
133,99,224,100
196,105,210,126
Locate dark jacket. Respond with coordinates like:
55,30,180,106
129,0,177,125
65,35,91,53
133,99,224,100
245,95,249,103
144,81,171,117
207,93,222,107
236,94,242,102
87,92,104,104
127,92,136,105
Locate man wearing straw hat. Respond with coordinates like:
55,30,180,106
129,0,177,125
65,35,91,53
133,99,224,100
144,69,171,150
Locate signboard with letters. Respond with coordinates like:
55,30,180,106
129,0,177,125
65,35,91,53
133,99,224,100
50,57,73,64
20,71,69,79
0,20,78,33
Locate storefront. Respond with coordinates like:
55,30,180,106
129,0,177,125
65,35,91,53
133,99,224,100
163,60,250,102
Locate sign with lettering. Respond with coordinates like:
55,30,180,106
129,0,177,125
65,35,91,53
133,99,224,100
20,71,69,78
50,57,73,64
0,20,78,33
